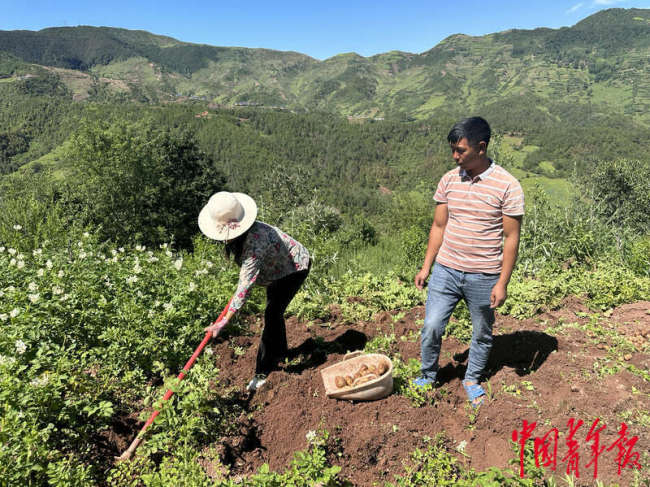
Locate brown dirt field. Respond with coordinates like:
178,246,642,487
106,299,649,486
201,299,649,486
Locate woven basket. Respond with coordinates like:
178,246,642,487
320,351,393,401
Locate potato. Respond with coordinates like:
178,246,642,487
377,362,388,376
353,374,378,386
335,376,346,388
367,364,378,375
344,375,354,386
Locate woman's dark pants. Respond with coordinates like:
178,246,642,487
255,265,310,375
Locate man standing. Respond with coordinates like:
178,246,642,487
413,117,524,408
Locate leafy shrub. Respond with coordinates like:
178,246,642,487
624,236,650,277
289,271,423,322
501,259,650,318
62,118,226,248
583,158,650,233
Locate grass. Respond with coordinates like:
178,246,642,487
331,235,407,278
499,135,541,169
520,175,574,206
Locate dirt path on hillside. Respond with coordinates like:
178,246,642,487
200,299,649,486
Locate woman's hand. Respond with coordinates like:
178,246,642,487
204,317,228,338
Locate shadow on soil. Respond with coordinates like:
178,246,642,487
283,329,368,374
438,330,558,384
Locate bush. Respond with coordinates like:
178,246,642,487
62,118,226,248
583,158,650,234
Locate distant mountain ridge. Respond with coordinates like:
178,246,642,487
0,8,648,123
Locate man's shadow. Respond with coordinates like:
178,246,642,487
280,329,368,374
437,330,558,385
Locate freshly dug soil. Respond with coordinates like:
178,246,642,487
200,298,649,486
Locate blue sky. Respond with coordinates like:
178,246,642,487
2,0,649,59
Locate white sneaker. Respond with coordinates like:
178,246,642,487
246,374,267,391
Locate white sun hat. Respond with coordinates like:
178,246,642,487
198,192,258,241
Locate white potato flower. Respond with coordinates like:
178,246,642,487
15,340,27,354
17,261,25,269
28,294,40,303
28,282,38,291
30,373,50,387
8,248,16,255
0,314,7,321
174,259,183,271
13,224,22,231
37,269,44,277
10,308,20,318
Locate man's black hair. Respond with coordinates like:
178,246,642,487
447,117,491,148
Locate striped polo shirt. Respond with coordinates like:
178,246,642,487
434,161,524,274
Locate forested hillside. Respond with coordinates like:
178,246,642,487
1,8,648,124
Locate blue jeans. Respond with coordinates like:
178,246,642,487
420,263,500,383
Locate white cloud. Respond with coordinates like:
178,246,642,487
567,2,585,13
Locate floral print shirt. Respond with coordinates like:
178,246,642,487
229,221,310,312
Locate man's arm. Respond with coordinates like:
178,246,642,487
414,203,449,290
490,214,522,308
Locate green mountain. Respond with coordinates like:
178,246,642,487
1,8,648,123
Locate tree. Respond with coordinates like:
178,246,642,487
64,118,226,248
584,158,650,234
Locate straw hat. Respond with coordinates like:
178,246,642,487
198,192,258,241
